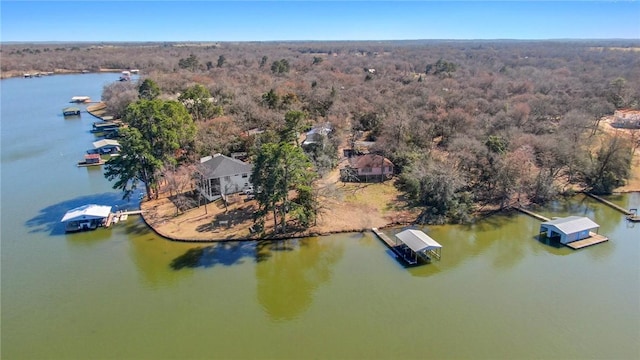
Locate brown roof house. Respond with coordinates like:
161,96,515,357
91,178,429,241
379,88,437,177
340,154,394,182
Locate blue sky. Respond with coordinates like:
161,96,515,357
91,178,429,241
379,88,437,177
1,1,639,42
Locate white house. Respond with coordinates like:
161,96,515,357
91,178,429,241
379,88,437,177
539,216,600,244
196,154,253,201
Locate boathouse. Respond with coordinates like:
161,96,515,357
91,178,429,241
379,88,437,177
63,107,81,116
395,229,442,264
91,139,121,154
61,204,112,232
539,216,600,244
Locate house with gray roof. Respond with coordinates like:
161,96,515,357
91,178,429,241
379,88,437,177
539,216,600,244
196,154,253,201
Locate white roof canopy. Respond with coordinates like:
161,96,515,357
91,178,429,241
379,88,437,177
93,139,120,149
61,204,112,222
541,216,599,235
395,229,442,253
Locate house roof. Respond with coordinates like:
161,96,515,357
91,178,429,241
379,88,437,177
93,139,121,149
541,216,599,235
198,154,252,179
349,154,393,169
61,204,112,223
395,229,442,253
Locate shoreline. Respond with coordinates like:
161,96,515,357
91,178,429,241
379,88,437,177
138,189,640,243
0,68,125,80
138,180,421,243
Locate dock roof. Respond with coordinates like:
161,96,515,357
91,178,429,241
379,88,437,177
541,216,599,235
93,139,121,149
395,229,442,253
61,204,112,223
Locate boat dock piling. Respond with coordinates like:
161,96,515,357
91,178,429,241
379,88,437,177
105,210,144,228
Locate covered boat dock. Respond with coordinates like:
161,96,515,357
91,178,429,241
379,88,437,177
372,228,442,265
395,229,442,264
61,204,112,232
540,216,608,249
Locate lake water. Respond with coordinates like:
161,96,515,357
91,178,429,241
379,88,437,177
1,73,639,359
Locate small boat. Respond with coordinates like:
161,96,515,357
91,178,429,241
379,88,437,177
63,107,81,116
70,96,91,103
627,209,640,222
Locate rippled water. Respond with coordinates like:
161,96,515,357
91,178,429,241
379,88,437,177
1,74,639,359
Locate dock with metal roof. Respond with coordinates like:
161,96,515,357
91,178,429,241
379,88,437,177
540,216,608,250
372,228,442,266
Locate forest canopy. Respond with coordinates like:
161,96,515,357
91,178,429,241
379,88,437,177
6,40,638,224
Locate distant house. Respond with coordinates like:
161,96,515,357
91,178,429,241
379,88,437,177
119,71,131,81
196,154,253,201
539,216,600,244
302,123,332,146
340,154,394,182
612,109,640,129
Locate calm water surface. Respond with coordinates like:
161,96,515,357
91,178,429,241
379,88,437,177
1,74,639,359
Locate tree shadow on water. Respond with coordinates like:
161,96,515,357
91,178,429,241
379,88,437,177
170,239,304,270
170,241,258,270
25,191,141,236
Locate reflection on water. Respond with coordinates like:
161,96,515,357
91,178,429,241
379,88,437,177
256,238,345,321
165,238,346,321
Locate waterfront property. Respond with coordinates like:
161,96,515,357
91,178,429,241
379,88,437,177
372,228,442,265
62,107,81,116
60,204,112,232
302,123,332,146
196,154,253,201
539,216,608,249
341,154,394,182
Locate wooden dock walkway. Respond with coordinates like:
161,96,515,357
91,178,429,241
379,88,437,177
371,228,418,265
583,192,632,215
372,228,397,248
565,232,609,250
104,210,143,228
512,206,550,222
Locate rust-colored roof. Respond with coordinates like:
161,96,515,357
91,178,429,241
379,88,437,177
349,154,393,169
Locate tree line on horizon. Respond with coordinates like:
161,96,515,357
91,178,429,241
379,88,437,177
7,40,638,226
